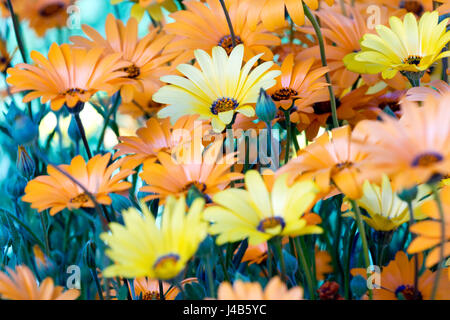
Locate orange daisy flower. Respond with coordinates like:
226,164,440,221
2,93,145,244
139,140,243,203
118,90,162,119
353,93,450,190
0,37,16,73
70,14,178,103
315,248,333,280
278,125,367,200
6,43,128,111
404,80,450,102
22,153,134,215
218,276,303,300
162,0,280,63
113,115,207,170
17,0,73,37
298,4,406,91
0,265,79,300
132,277,198,300
267,54,329,110
351,251,450,300
408,185,450,268
246,0,334,31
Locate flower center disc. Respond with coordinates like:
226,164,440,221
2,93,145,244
412,152,443,167
400,1,424,15
271,87,298,101
123,64,141,79
395,284,423,300
39,3,65,17
404,55,422,66
70,193,90,204
211,97,239,115
257,217,286,233
142,291,160,300
65,88,87,96
185,181,207,192
153,253,180,272
218,35,243,55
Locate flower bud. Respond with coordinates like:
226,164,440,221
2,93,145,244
68,116,81,142
11,115,38,145
6,174,27,199
83,240,97,269
16,146,35,179
397,185,418,202
256,88,277,124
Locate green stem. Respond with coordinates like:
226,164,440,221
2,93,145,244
406,200,420,298
303,3,339,128
39,212,50,257
90,268,104,300
430,185,446,300
74,112,93,159
294,237,315,300
206,255,216,298
272,237,286,281
218,0,237,47
159,280,165,300
96,94,121,152
6,0,28,63
350,199,373,300
283,109,291,165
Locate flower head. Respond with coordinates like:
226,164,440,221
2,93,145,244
155,45,281,132
0,265,79,300
204,170,321,245
163,0,280,63
352,251,450,300
408,185,450,268
279,125,367,199
7,43,128,111
343,175,429,231
22,153,133,215
139,140,242,203
101,196,207,280
70,14,178,103
351,11,450,79
354,93,450,190
217,276,303,300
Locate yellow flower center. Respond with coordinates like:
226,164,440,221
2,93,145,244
65,88,87,96
39,3,65,17
400,0,424,15
332,161,354,175
70,193,90,204
257,217,285,233
395,285,422,300
184,181,207,192
412,152,443,167
218,35,243,55
122,64,141,79
271,87,299,101
142,291,160,300
404,55,422,66
153,254,180,273
211,97,239,115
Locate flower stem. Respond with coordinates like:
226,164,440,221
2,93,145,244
159,280,165,300
73,112,93,159
406,200,420,299
283,109,291,164
430,185,446,300
303,3,339,128
39,212,50,257
350,199,373,300
272,237,286,281
206,255,216,298
218,0,237,46
6,0,28,64
90,268,104,300
294,236,315,300
96,94,121,152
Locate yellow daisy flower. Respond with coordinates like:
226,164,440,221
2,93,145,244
204,170,322,245
154,45,281,132
101,196,207,280
349,11,450,80
343,175,429,232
